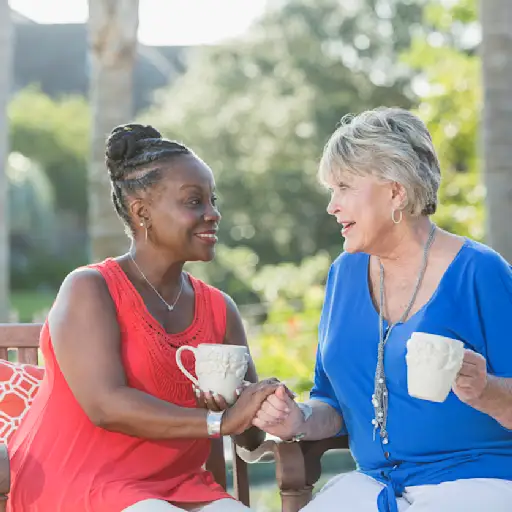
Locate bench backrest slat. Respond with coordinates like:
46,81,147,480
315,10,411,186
0,323,42,365
18,348,39,365
0,324,42,349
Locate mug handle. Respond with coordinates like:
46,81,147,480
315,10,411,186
176,346,200,387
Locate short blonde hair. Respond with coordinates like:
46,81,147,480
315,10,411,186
319,107,441,216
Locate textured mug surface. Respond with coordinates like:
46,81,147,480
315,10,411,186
406,332,465,403
176,343,249,404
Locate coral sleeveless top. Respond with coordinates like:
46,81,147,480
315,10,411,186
7,258,231,511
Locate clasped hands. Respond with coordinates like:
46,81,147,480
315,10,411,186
195,378,305,439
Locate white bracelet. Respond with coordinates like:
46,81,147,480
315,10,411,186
206,410,225,438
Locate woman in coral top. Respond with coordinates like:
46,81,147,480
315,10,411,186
7,124,281,512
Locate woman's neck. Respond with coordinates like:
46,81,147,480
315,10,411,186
128,243,184,291
373,216,435,276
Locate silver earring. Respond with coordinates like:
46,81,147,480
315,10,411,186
391,209,403,224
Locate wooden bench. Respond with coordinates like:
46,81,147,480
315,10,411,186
0,323,349,512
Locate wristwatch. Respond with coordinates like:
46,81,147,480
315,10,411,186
206,410,225,438
285,402,313,443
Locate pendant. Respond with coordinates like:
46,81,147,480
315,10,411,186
168,305,174,311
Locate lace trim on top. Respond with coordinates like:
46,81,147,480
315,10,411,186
94,259,224,402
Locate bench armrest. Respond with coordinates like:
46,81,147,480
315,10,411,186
236,436,349,512
276,437,349,490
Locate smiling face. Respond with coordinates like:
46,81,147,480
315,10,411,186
325,171,404,254
130,154,221,262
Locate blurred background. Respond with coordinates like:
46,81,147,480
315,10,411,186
0,0,510,509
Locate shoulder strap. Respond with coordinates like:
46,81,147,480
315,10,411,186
87,258,123,307
209,286,228,343
192,277,227,343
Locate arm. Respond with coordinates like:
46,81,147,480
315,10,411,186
50,269,278,439
49,268,210,439
454,351,512,429
453,251,512,429
472,375,512,429
302,400,343,440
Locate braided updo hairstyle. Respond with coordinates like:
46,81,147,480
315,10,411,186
105,123,192,233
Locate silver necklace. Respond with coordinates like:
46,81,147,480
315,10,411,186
372,224,437,445
129,254,184,312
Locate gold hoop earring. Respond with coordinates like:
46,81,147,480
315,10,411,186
391,209,403,224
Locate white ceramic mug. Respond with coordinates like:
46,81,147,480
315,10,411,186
176,343,249,404
406,332,465,403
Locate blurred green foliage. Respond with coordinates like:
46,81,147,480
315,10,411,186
10,290,54,322
249,253,331,393
9,86,89,216
8,152,55,236
403,0,483,240
8,87,89,289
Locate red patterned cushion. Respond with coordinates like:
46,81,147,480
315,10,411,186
0,360,44,443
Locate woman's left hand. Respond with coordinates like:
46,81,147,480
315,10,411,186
194,387,229,411
194,381,252,412
452,349,489,404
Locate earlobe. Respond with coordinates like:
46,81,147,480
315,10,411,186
142,216,152,230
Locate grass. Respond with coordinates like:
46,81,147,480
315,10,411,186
10,290,56,322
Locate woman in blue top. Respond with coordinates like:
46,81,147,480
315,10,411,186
252,107,512,511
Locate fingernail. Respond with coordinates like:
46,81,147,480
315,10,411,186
212,391,219,398
235,388,242,396
194,388,201,398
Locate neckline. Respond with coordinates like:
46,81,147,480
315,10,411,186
107,258,201,338
364,237,470,327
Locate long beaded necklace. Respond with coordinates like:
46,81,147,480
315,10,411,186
372,224,437,444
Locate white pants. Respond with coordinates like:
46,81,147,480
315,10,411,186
122,498,251,511
301,471,512,512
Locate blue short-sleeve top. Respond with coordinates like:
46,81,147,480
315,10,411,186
310,238,512,495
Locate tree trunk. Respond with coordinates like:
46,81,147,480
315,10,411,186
480,0,512,262
87,0,139,261
0,0,12,321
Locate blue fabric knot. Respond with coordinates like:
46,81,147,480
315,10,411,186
376,478,405,512
365,469,405,512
